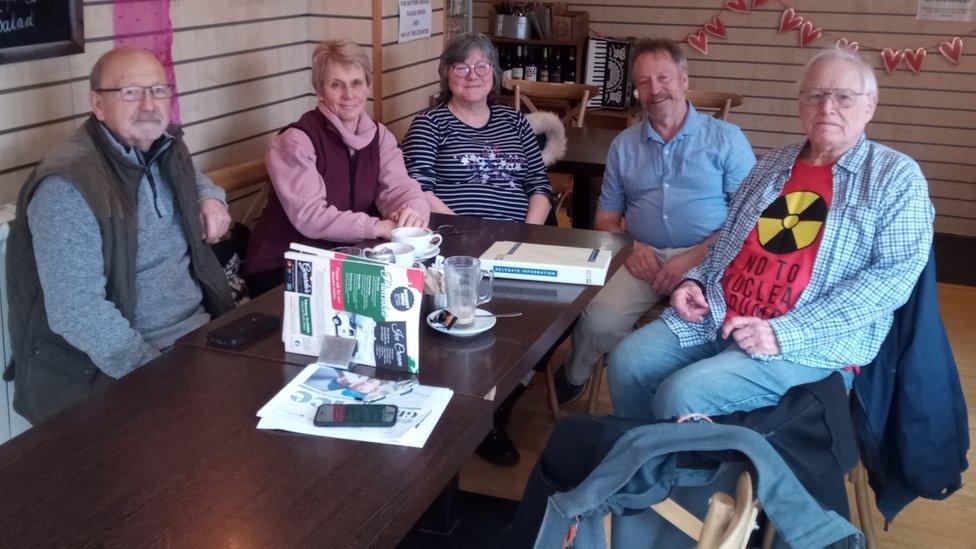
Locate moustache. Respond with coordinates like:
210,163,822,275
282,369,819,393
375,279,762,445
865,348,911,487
647,94,671,104
134,113,163,123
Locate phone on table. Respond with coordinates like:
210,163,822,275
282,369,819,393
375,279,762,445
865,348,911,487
314,404,398,428
206,312,279,348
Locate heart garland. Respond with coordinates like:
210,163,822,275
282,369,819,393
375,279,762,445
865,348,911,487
798,21,822,47
687,29,709,55
779,9,804,34
682,2,969,74
904,47,926,73
703,17,727,39
882,48,905,74
724,0,750,14
939,37,963,64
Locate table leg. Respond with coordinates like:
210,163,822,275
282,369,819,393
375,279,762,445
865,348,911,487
572,173,594,229
414,473,461,536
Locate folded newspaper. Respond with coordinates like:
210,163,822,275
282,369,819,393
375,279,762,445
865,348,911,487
256,363,453,448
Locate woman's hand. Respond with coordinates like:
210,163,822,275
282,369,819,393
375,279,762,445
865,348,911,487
392,205,427,228
374,219,395,239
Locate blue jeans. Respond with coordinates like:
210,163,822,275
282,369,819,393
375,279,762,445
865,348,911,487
608,319,853,421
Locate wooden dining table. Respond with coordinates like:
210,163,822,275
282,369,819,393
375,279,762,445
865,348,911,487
0,214,630,546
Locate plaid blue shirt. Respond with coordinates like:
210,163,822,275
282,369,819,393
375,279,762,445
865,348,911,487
663,135,934,369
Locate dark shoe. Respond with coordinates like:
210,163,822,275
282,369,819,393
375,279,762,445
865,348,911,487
554,371,587,406
476,427,520,467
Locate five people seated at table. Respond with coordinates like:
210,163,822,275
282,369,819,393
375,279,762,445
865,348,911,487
5,29,936,541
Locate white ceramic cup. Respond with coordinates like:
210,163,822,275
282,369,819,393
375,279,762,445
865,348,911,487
364,242,415,266
392,227,443,258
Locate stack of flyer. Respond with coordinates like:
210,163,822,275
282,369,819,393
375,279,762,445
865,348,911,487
479,241,612,285
256,363,453,448
282,243,424,373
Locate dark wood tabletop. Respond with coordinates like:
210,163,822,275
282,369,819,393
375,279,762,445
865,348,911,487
178,214,631,404
553,126,621,230
0,345,491,547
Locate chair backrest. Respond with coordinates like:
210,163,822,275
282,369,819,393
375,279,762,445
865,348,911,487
627,89,744,126
684,89,743,121
206,158,270,228
647,470,759,549
502,79,600,128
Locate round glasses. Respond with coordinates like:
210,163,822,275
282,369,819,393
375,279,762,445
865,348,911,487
94,85,174,102
451,62,493,78
798,88,866,109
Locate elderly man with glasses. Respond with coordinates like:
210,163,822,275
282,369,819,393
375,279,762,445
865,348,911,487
4,47,234,424
608,47,934,422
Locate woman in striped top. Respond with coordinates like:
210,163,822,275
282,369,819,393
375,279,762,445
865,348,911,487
403,33,552,223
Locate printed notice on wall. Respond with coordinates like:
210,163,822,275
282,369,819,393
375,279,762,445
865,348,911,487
399,0,432,43
917,0,976,21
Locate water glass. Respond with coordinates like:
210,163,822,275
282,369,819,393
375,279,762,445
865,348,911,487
444,256,493,326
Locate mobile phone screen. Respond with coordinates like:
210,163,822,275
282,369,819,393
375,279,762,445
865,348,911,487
314,404,397,427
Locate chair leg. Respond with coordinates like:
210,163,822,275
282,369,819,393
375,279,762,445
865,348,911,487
587,357,604,414
851,459,879,548
545,360,561,422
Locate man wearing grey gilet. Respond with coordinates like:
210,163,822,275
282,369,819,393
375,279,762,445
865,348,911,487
4,47,234,424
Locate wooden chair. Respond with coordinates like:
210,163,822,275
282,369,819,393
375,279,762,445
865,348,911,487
627,89,744,126
205,158,270,228
604,471,760,548
502,79,600,128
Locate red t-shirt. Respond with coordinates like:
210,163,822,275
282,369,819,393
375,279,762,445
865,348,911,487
722,159,833,322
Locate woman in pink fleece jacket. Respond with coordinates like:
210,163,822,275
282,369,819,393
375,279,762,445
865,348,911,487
245,40,430,296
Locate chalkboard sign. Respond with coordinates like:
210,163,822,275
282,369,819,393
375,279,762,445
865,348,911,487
0,0,83,65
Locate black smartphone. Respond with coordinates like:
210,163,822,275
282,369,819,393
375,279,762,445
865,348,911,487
313,404,398,427
206,312,279,347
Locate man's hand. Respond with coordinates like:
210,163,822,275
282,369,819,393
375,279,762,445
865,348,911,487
624,242,661,283
671,280,710,322
652,249,703,295
391,205,427,228
198,198,231,244
721,316,781,355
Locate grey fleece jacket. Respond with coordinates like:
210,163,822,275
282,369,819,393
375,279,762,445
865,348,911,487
25,124,226,379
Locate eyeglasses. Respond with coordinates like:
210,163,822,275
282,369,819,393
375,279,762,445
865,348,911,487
93,85,174,102
798,88,867,108
451,62,492,78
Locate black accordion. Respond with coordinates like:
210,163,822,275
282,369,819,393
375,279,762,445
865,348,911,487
584,37,633,110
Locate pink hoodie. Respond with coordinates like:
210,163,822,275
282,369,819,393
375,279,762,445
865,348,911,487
265,104,430,241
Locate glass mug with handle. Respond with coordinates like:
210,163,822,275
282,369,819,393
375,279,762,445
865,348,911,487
444,256,493,326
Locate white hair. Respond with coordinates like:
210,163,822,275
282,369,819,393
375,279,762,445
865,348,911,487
798,47,878,96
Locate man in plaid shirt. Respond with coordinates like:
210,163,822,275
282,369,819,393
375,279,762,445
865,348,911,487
608,47,934,421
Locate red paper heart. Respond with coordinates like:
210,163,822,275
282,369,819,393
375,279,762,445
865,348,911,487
881,48,905,74
703,17,727,39
798,21,821,48
836,38,859,51
939,37,963,64
724,0,750,13
686,29,709,55
779,9,804,34
752,0,773,7
904,47,926,74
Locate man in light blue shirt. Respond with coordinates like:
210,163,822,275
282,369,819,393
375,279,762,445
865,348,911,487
555,38,755,404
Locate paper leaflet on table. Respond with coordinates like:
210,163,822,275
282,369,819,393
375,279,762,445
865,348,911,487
479,241,612,285
282,243,425,373
256,363,453,448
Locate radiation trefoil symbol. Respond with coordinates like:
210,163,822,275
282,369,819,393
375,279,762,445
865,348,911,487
756,191,827,254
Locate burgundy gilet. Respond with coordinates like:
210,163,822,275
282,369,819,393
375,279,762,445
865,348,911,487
245,108,381,275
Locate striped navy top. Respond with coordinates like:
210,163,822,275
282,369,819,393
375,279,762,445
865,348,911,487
402,103,552,221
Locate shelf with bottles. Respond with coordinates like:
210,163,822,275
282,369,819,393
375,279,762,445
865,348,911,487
492,40,585,86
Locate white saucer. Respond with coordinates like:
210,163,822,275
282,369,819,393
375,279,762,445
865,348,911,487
414,245,440,260
426,308,496,337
